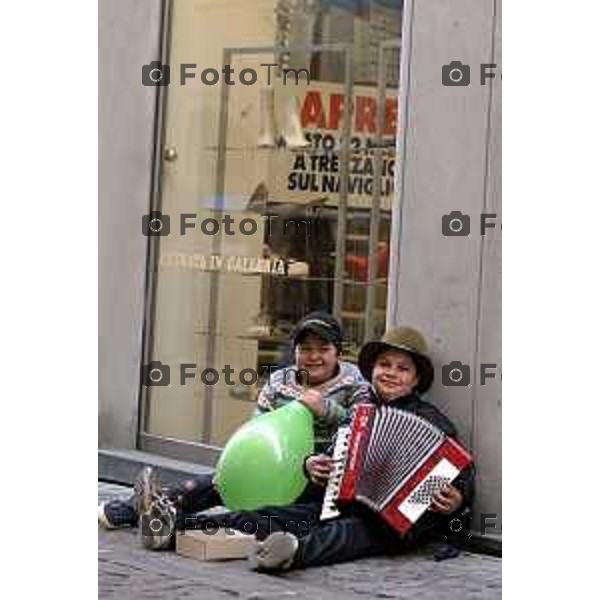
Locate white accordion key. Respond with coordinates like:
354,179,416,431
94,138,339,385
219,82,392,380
319,426,350,521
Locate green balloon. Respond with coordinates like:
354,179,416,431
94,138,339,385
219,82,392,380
215,401,315,511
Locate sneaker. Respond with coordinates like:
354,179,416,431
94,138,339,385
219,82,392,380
134,466,162,515
140,494,177,551
134,466,177,551
98,497,139,529
248,532,299,572
97,466,158,530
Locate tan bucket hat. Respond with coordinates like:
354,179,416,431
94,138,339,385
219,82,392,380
358,326,435,394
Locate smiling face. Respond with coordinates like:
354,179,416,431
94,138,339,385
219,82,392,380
294,333,338,386
372,349,420,402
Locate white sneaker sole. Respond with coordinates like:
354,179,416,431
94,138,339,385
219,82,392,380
98,504,117,530
248,532,298,572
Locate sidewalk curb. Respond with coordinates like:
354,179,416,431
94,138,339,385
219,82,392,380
99,448,213,489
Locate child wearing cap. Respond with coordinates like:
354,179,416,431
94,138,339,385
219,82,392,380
256,311,370,452
183,326,475,571
98,312,369,547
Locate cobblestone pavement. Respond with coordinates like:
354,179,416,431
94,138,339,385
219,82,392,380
99,482,501,600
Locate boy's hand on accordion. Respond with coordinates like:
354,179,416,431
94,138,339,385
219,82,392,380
299,389,326,417
429,484,463,514
305,454,334,486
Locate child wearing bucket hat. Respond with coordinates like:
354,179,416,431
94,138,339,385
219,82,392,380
189,327,475,571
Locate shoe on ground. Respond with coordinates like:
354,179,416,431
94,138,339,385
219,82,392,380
140,494,177,551
135,466,162,515
98,498,139,529
133,466,177,551
97,465,159,530
248,532,299,572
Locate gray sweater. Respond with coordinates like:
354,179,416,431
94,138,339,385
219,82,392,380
255,361,370,451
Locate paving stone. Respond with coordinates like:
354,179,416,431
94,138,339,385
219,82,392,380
99,482,501,599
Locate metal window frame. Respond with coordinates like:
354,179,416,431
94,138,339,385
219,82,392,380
137,0,402,464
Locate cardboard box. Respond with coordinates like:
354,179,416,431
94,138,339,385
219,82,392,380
176,528,255,562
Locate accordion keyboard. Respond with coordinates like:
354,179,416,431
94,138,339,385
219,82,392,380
319,425,351,521
358,407,445,510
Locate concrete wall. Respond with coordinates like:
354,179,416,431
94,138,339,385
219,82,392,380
98,0,163,448
388,0,501,526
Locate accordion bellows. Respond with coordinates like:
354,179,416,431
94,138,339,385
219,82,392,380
321,404,472,535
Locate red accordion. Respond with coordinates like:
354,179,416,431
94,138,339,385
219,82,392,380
321,404,473,535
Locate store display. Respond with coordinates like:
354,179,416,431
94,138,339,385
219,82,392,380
144,0,402,449
257,88,310,149
281,95,311,148
345,241,389,281
258,88,277,148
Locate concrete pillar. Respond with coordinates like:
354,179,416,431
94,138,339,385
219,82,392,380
98,0,163,448
388,0,501,526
